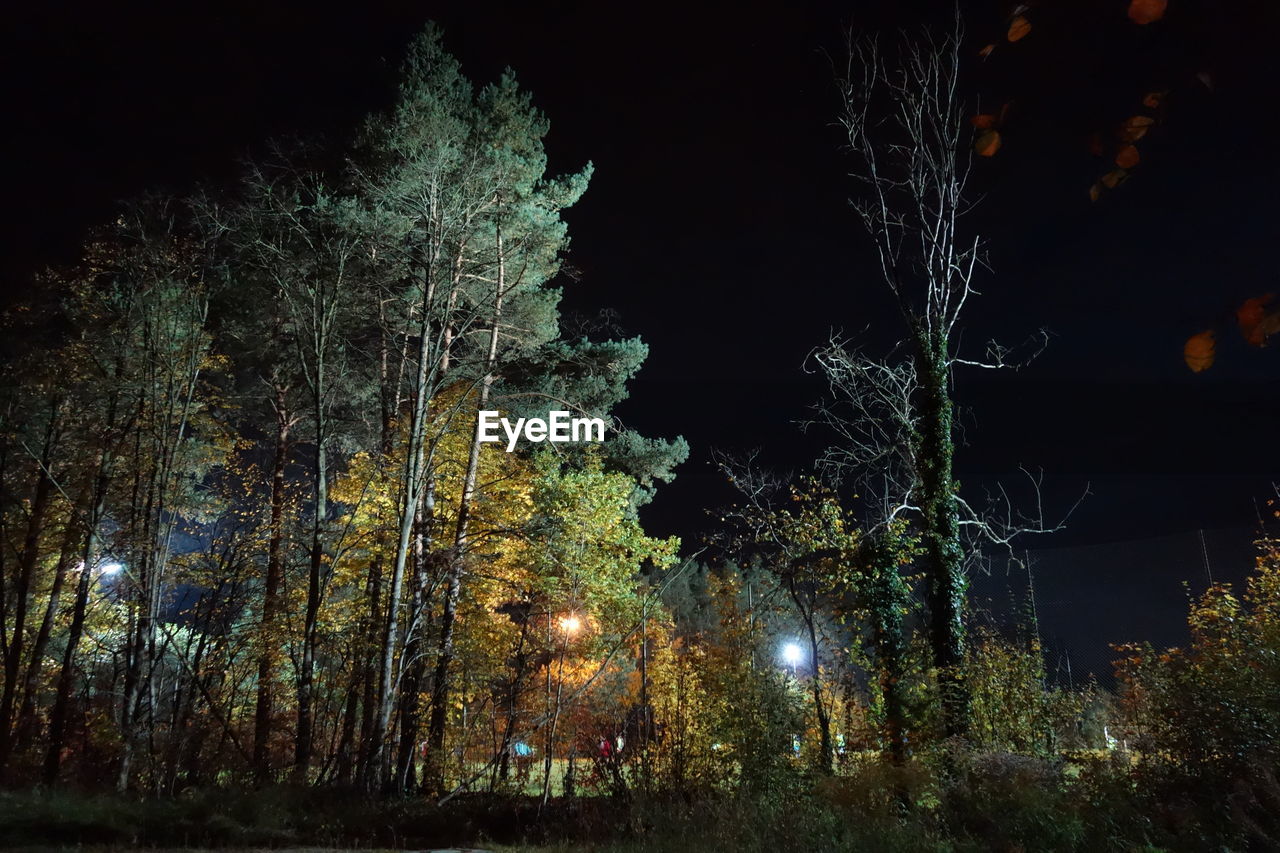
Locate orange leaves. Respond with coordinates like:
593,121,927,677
972,10,1033,146
1183,295,1280,372
1237,294,1280,347
1128,0,1168,25
974,130,1002,157
1184,330,1216,373
1115,144,1141,168
1143,91,1166,109
971,103,1012,157
1119,115,1155,143
1091,117,1157,200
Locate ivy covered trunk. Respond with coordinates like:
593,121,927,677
915,342,969,739
867,531,911,764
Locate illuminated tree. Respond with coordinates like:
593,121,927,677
832,18,1069,739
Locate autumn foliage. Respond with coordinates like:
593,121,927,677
1116,537,1280,844
1128,0,1169,26
1184,293,1280,372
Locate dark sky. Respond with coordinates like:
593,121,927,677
5,0,1279,578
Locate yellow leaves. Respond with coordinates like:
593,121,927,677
751,481,861,585
1128,0,1168,25
1183,330,1216,372
974,129,1002,157
531,447,680,584
1190,587,1242,640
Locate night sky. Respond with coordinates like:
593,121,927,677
6,1,1279,653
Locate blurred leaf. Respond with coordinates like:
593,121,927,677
1119,115,1155,142
1008,15,1032,42
1237,294,1278,347
1184,330,1215,372
1115,145,1141,169
1101,168,1129,189
1128,0,1168,25
974,129,1002,157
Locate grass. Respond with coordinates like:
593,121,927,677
0,750,1203,852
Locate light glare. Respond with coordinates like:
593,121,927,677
781,641,804,667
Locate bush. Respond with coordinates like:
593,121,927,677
965,627,1093,758
1117,538,1280,847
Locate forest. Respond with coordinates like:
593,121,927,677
3,2,1280,851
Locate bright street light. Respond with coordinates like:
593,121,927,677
559,614,582,635
781,641,804,671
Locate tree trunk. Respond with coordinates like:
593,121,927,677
915,345,969,738
296,350,331,781
12,510,83,757
868,533,910,765
253,395,290,783
809,621,833,774
355,554,383,784
0,403,60,773
333,667,361,785
44,387,118,786
368,258,442,790
394,491,433,792
426,226,505,793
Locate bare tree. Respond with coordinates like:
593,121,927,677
832,17,1066,737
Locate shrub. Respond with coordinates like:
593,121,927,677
964,627,1092,757
1117,537,1280,847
